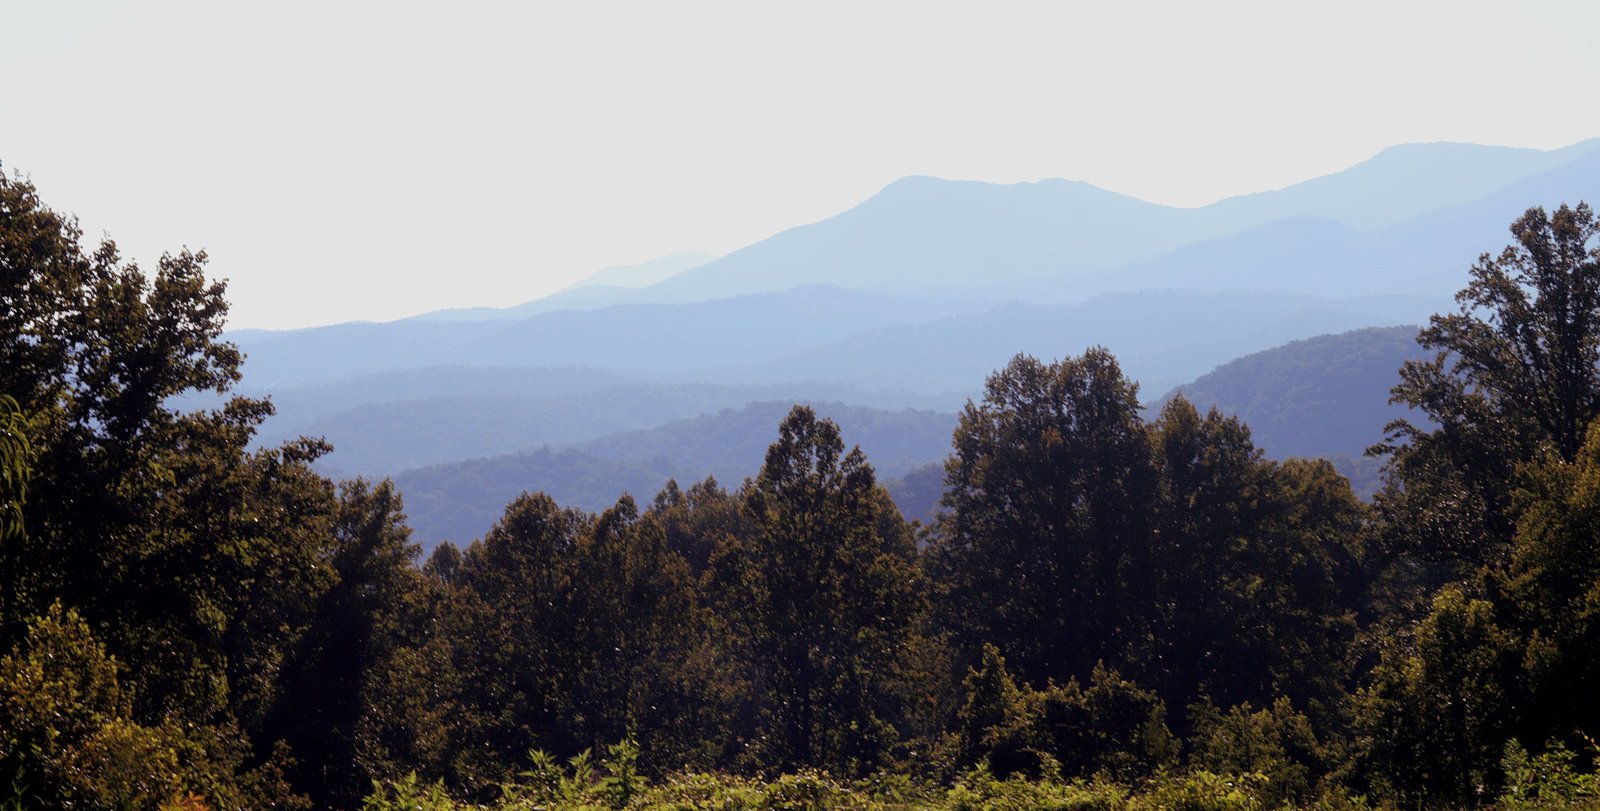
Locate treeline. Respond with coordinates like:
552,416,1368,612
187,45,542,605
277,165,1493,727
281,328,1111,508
5,171,1600,810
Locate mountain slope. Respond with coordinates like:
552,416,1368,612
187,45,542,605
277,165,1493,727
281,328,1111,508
1161,326,1431,461
598,139,1600,303
573,400,956,482
278,382,962,478
241,365,639,426
712,290,1436,396
567,251,717,289
230,285,983,389
409,252,718,322
1022,144,1600,304
644,177,1203,300
394,401,959,548
1195,140,1600,231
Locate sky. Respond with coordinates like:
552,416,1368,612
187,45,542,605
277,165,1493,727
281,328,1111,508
5,1,1600,329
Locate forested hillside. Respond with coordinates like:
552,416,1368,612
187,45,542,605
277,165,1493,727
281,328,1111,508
1161,326,1434,494
1161,326,1425,458
12,170,1600,811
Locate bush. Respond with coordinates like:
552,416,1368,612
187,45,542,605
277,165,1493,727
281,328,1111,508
1498,738,1600,810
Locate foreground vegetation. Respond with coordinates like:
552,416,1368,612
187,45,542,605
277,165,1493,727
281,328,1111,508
359,741,1600,810
7,170,1600,809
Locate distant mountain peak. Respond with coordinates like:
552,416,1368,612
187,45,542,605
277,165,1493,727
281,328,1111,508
869,173,1139,204
564,250,717,291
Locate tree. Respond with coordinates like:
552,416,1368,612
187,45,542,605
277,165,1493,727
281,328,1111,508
953,642,1178,781
0,169,338,803
565,494,716,774
1356,203,1600,804
1504,420,1600,743
264,478,421,809
647,477,749,576
1378,203,1600,568
707,405,926,774
1147,399,1363,723
930,349,1157,688
451,492,588,780
0,602,307,809
1356,586,1522,805
930,356,1362,741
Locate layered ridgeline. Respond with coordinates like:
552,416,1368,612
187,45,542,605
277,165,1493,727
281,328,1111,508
389,327,1431,547
220,139,1600,546
395,401,958,545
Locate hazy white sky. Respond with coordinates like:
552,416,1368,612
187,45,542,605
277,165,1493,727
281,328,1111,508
5,0,1600,329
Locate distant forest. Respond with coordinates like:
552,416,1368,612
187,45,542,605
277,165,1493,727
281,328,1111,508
8,171,1600,810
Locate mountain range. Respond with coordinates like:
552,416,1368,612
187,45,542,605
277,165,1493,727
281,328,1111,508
217,138,1600,546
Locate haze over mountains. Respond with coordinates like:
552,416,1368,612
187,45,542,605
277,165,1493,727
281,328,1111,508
224,138,1600,546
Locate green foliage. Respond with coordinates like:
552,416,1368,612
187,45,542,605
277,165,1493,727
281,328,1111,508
955,644,1178,783
1130,771,1269,811
1503,420,1600,742
1146,400,1363,720
0,602,308,810
263,477,427,808
1036,664,1180,782
363,772,456,811
706,405,929,775
945,766,1129,811
362,763,1398,810
1498,738,1600,810
489,742,651,810
648,477,749,575
0,601,132,805
0,395,27,546
1376,203,1600,569
1356,586,1522,805
955,644,1037,777
1189,698,1326,807
1350,204,1600,806
932,354,1362,744
933,349,1158,689
600,738,648,809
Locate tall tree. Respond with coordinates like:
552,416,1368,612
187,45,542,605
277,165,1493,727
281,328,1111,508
1147,398,1362,723
1357,202,1600,804
565,494,715,773
264,478,420,809
451,492,588,777
930,349,1157,688
1377,203,1600,568
0,169,338,804
707,406,925,774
